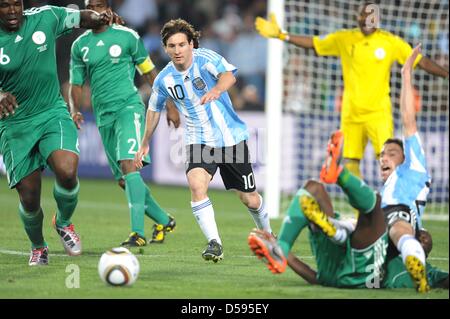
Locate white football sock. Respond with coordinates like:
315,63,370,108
248,194,272,233
397,234,426,266
191,198,221,245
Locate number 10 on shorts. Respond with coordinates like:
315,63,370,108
242,173,255,190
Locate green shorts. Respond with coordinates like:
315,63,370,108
98,105,150,180
310,227,389,289
0,110,79,188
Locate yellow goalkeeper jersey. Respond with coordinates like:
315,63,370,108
313,28,422,123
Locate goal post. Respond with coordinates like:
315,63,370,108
264,0,285,218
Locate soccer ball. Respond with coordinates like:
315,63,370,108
98,247,140,286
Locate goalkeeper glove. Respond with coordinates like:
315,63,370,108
254,13,289,41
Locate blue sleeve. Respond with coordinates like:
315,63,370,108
402,133,427,173
200,49,238,79
148,80,168,112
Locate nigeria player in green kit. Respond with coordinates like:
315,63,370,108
69,0,180,247
249,133,448,290
248,47,448,291
0,0,120,265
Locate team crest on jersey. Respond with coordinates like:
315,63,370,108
374,48,386,60
109,45,122,57
192,77,206,91
32,31,47,52
32,31,46,45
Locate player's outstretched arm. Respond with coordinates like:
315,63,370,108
400,44,421,137
418,55,449,79
79,9,123,29
200,71,236,105
0,92,18,119
134,110,161,169
287,253,318,285
68,84,84,130
255,13,314,49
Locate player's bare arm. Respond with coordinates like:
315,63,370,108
287,253,318,285
400,44,421,137
0,91,18,119
68,84,84,130
79,8,121,29
134,109,161,168
418,55,449,79
255,13,314,49
141,71,180,128
165,99,180,128
200,71,236,105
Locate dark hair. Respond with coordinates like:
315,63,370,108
84,0,112,8
161,19,201,49
384,138,404,151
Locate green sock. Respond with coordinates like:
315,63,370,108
337,167,376,214
19,204,47,249
124,172,146,237
54,180,79,227
278,189,310,257
144,186,170,225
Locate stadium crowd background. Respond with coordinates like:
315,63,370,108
23,0,269,113
22,0,449,115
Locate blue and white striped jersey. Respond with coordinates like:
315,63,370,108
381,133,431,228
148,48,248,147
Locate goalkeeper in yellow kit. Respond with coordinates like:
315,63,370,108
255,2,449,178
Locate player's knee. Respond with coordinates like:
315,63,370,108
55,167,78,189
188,175,209,200
19,193,41,212
303,180,325,199
389,220,414,246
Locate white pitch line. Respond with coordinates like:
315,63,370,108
0,248,447,261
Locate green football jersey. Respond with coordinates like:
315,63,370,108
0,6,80,127
309,219,389,289
70,24,150,127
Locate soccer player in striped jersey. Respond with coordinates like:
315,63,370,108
255,2,448,179
378,44,432,292
69,0,180,248
135,19,273,262
0,0,119,265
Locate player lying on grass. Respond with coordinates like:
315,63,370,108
250,130,389,289
249,132,447,291
69,0,180,248
377,44,434,291
0,0,121,265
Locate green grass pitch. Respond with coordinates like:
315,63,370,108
0,178,448,299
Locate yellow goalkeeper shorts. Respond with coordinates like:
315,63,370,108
341,115,393,160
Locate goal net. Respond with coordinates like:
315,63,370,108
275,0,449,219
